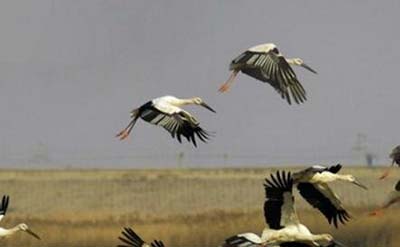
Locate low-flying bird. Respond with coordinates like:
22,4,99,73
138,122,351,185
0,195,41,240
369,179,400,216
116,95,215,147
379,145,400,179
218,43,317,105
222,171,346,247
118,227,164,247
292,164,367,227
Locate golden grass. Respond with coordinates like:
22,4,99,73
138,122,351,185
0,167,398,247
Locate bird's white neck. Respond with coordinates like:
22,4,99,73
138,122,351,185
0,225,21,237
285,58,299,65
335,174,352,182
173,98,196,107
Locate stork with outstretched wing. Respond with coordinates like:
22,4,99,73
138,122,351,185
222,171,346,247
219,43,317,105
292,164,367,228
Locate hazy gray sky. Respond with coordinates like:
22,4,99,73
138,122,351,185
0,1,399,168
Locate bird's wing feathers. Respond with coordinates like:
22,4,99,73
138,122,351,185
264,171,299,230
0,195,10,222
297,183,350,228
118,227,146,247
232,50,307,105
222,233,263,247
150,240,165,247
327,164,342,174
140,107,210,147
118,228,164,247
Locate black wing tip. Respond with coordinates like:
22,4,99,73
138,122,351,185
188,127,213,147
264,170,293,191
118,227,164,247
151,240,165,247
328,164,342,174
118,227,144,247
0,195,10,215
329,208,351,228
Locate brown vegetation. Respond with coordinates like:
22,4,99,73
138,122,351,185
0,167,398,247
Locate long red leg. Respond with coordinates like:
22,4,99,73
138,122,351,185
369,198,400,216
379,162,395,179
116,117,138,140
218,70,238,93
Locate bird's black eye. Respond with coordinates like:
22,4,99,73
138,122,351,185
272,48,279,54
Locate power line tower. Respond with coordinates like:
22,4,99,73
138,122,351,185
352,133,375,167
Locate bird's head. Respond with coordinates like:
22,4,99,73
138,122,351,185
192,97,203,105
321,234,334,242
291,58,304,65
18,223,41,240
345,175,368,190
289,58,318,74
192,97,216,113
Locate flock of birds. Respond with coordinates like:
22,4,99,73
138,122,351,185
0,43,398,246
116,43,316,145
116,152,400,247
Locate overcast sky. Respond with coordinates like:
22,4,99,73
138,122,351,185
0,1,399,168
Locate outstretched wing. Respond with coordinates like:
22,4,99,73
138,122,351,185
263,171,298,230
222,233,263,247
230,50,307,105
118,227,165,247
297,183,350,228
141,106,211,147
0,195,9,222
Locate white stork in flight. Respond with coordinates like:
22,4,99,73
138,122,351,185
370,179,400,216
222,171,347,247
116,95,216,147
218,43,317,105
292,164,368,228
0,195,41,240
379,145,400,179
118,227,164,247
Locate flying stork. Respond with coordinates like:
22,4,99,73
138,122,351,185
0,195,41,240
292,164,368,228
118,227,164,247
369,179,400,216
116,95,216,147
218,43,317,105
379,145,400,179
222,171,346,247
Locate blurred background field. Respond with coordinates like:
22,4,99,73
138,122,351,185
0,166,399,247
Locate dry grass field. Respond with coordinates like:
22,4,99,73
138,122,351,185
0,167,398,247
